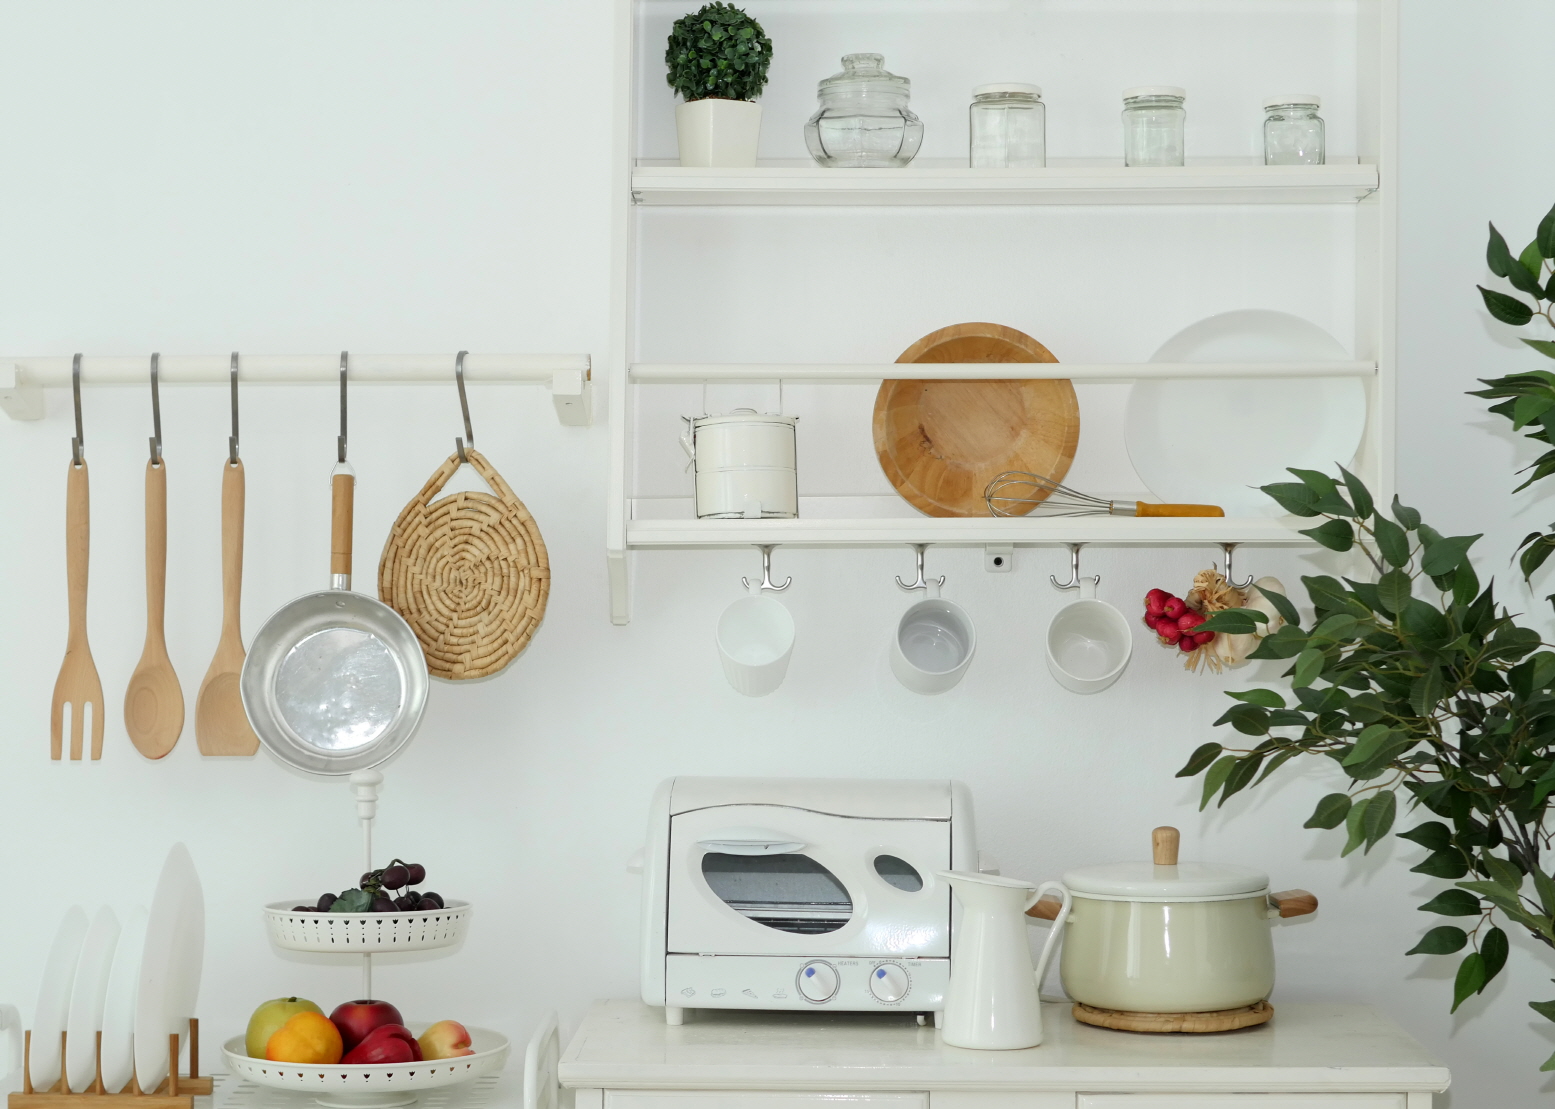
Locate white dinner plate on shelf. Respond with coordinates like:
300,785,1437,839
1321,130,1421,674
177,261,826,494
134,845,204,1093
1126,310,1366,516
29,905,90,1091
64,906,120,1092
99,907,147,1094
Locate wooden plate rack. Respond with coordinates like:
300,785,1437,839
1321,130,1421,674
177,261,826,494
10,1021,211,1109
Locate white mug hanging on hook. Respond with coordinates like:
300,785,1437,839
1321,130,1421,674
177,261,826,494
681,405,798,520
1046,544,1131,694
891,545,975,695
716,546,795,697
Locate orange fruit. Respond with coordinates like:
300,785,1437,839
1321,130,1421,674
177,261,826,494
265,1011,343,1064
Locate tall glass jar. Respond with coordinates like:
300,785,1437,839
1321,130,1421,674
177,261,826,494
1263,96,1324,165
969,84,1045,168
1122,86,1186,167
804,53,923,168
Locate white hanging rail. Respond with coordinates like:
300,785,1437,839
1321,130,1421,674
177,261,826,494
629,361,1375,384
0,353,593,425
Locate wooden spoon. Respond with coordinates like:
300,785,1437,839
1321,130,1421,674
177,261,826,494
124,458,184,758
195,459,258,755
50,460,104,760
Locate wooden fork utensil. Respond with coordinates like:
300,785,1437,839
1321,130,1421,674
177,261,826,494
50,459,104,760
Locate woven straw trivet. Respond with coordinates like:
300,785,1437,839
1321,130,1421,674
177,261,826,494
377,448,549,680
1072,1000,1273,1033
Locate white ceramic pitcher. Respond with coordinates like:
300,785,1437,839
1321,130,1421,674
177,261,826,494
936,871,1072,1050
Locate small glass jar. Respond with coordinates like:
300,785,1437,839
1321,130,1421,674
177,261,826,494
1122,86,1186,167
804,53,923,169
1263,96,1325,165
969,83,1046,168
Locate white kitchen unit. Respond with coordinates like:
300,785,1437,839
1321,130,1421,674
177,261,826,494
559,1000,1448,1108
604,0,1399,622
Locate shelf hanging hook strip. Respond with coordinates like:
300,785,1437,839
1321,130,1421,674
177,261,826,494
70,353,84,467
338,351,348,464
455,350,473,464
1050,542,1099,591
895,543,945,592
1221,543,1254,590
148,352,163,466
742,544,791,593
229,352,240,465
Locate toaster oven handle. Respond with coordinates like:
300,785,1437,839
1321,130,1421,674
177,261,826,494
698,828,806,855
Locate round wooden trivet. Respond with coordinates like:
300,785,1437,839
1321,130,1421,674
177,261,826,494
1072,1001,1273,1034
377,448,549,680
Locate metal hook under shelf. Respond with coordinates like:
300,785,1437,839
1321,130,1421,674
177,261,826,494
896,543,945,593
70,353,84,467
1050,543,1099,592
338,351,349,464
148,352,163,466
742,544,791,593
1221,543,1255,590
228,352,240,465
455,350,474,464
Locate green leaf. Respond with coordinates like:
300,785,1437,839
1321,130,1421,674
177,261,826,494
1451,952,1487,1012
1218,753,1266,805
1533,868,1555,917
1362,788,1397,850
1507,246,1546,296
1305,792,1352,829
1522,237,1546,279
1193,608,1268,635
1521,338,1555,360
1406,925,1468,955
330,888,373,913
1199,755,1237,810
1542,1047,1555,1073
1175,742,1223,778
1262,481,1322,517
1488,222,1515,277
1216,703,1272,736
1481,927,1509,984
1417,888,1481,916
1479,285,1536,325
1392,496,1421,530
1530,998,1555,1024
1292,647,1325,689
1512,394,1555,429
1413,849,1471,879
1227,688,1285,709
1255,584,1301,627
1311,614,1359,642
1539,201,1555,258
1401,598,1451,645
1337,465,1374,519
1399,820,1453,851
1377,569,1412,615
1410,668,1445,717
1484,854,1525,891
1420,533,1482,576
1343,723,1396,768
1287,467,1339,498
1342,795,1371,857
1373,517,1410,568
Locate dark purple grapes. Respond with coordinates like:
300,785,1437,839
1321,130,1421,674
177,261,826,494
318,892,338,911
382,865,409,890
370,897,396,913
405,863,427,885
292,905,312,912
419,891,444,909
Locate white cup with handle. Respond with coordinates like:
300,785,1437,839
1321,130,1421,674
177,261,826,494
716,547,796,697
1046,576,1132,694
890,546,975,695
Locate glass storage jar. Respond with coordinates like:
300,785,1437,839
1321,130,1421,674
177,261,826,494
1122,86,1186,167
1263,96,1324,165
804,53,923,168
969,83,1045,168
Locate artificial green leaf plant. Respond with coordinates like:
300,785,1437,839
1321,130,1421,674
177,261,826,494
665,2,772,104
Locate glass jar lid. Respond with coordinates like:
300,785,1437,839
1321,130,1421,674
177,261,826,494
973,82,1042,99
818,53,911,105
1123,85,1186,102
1263,94,1321,110
1062,859,1268,900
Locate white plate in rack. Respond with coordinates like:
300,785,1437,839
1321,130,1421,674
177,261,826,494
29,905,90,1091
99,907,148,1094
135,844,204,1093
222,1025,509,1109
1126,310,1366,516
64,906,120,1091
263,900,471,952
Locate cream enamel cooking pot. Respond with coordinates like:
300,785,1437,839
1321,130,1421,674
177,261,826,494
1030,827,1317,1014
680,409,798,519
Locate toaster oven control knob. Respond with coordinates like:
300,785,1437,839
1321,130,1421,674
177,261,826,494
797,960,839,1003
869,963,910,1003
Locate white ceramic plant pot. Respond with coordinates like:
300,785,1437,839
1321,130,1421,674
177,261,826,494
676,98,762,167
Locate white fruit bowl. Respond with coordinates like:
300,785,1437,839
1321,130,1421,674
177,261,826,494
222,1025,508,1108
263,900,471,952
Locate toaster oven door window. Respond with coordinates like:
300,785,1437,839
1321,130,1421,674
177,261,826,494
667,806,952,958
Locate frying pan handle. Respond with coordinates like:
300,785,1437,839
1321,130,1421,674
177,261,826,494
332,472,354,588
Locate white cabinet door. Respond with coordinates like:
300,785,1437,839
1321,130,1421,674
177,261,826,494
1078,1096,1407,1109
609,1093,929,1109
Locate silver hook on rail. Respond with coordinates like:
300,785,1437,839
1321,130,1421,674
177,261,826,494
896,543,945,592
70,353,84,468
454,350,473,464
148,352,163,466
1221,543,1254,590
228,352,240,465
338,351,349,464
742,544,791,593
1050,543,1099,592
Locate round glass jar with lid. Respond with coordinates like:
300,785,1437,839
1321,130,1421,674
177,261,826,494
804,53,923,168
1122,86,1186,167
1263,95,1325,165
969,83,1045,168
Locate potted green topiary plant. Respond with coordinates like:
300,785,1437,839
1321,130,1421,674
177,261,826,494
665,2,772,167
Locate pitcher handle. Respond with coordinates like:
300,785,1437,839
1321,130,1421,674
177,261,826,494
1024,882,1072,993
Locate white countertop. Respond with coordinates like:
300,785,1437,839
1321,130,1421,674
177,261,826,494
559,1001,1450,1096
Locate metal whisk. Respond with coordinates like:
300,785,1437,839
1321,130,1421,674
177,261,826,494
984,471,1224,518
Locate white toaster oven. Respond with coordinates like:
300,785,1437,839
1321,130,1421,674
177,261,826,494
633,777,979,1024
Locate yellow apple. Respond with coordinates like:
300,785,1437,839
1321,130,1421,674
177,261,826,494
246,997,324,1058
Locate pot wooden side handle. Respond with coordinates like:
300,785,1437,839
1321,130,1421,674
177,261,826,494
1270,889,1319,917
1026,896,1064,921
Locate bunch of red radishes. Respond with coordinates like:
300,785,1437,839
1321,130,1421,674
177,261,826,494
1143,588,1216,655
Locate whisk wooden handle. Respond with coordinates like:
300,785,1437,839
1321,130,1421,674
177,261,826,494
1135,502,1224,517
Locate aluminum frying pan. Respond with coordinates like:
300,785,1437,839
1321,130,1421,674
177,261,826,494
241,471,429,774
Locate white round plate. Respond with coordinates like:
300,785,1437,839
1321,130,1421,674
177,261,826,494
1127,310,1366,516
64,906,120,1092
99,908,148,1094
222,1025,509,1109
29,905,89,1091
134,844,204,1093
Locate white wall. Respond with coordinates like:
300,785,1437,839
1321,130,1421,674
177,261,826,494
0,2,1551,1106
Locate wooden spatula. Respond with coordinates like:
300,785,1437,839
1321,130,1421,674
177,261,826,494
195,459,258,755
51,459,104,760
124,458,184,758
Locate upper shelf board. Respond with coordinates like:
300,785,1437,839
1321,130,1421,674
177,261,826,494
632,163,1380,207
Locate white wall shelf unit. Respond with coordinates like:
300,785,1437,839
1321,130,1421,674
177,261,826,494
607,0,1398,624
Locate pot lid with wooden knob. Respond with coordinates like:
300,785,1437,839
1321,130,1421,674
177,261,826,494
1061,826,1269,900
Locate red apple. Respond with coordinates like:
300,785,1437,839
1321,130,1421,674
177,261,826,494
341,1023,421,1065
329,1000,404,1054
418,1020,476,1060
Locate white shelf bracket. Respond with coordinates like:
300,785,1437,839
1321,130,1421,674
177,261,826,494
0,365,44,420
551,368,593,426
